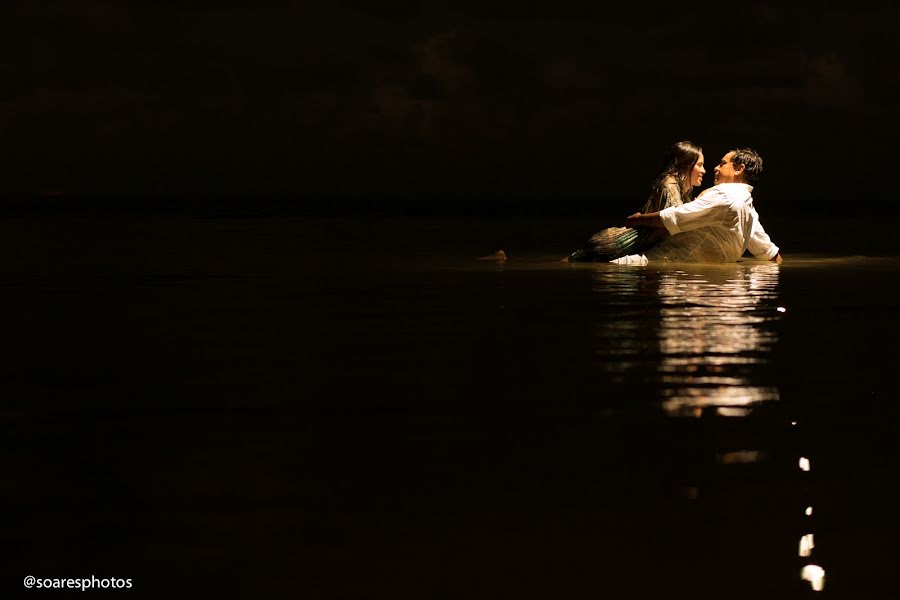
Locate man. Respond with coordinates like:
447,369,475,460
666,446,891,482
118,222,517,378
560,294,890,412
619,148,782,264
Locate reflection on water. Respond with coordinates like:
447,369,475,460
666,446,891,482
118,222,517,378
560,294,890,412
802,565,826,592
715,450,764,464
799,533,815,557
797,445,825,590
591,263,782,418
657,265,781,417
590,262,830,592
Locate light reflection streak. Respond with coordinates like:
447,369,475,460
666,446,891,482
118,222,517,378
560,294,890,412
716,407,750,417
654,264,781,417
593,265,831,594
796,437,825,589
716,450,764,464
799,533,815,557
590,264,783,418
659,356,765,367
661,385,779,417
801,565,826,591
589,264,812,592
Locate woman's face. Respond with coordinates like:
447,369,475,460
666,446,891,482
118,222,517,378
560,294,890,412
689,152,705,187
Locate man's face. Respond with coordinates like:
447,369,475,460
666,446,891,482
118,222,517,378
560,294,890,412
714,151,742,184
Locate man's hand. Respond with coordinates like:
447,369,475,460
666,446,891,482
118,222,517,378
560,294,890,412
625,212,643,228
625,212,666,229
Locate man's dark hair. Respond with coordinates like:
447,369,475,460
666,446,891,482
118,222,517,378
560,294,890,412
730,147,763,183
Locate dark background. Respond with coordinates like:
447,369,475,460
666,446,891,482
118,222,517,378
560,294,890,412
4,4,900,598
1,0,895,217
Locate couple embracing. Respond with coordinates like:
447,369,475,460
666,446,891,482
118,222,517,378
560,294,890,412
565,142,783,265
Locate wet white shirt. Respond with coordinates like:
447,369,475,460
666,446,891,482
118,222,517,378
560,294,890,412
616,183,779,264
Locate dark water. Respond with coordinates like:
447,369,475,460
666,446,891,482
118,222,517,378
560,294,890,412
3,217,899,598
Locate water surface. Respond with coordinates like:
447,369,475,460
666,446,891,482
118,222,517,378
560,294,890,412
3,217,898,598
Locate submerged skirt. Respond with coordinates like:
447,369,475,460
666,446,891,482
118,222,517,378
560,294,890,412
567,226,668,262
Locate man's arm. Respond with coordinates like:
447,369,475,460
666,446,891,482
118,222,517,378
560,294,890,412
625,212,667,228
747,218,782,264
629,190,726,234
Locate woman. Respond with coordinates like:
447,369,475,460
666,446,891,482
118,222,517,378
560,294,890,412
565,141,705,262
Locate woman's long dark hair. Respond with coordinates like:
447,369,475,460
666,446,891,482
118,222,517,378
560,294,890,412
652,140,703,201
